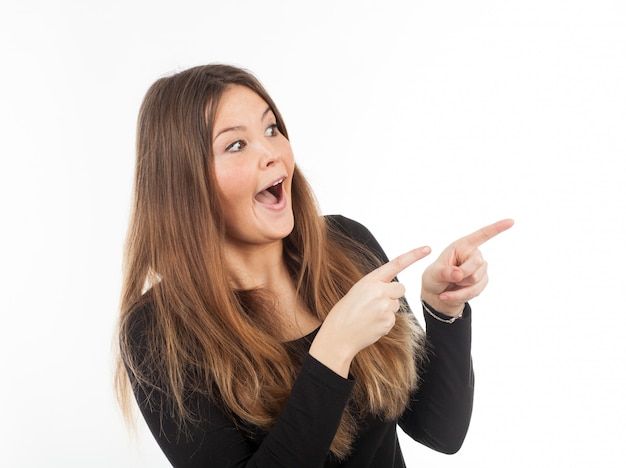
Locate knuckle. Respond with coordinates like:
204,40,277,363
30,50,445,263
387,283,405,299
385,312,397,331
390,258,403,274
373,288,387,300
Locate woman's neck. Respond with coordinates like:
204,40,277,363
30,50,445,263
223,239,289,291
223,238,321,341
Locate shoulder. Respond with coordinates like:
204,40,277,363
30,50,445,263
324,215,372,241
125,291,155,340
119,291,158,369
324,215,389,263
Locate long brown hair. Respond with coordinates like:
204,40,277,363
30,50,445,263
114,64,427,459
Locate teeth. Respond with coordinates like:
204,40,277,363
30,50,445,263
272,178,284,187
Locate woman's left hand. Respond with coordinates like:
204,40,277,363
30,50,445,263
421,219,514,317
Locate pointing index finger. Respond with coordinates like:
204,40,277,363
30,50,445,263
371,246,431,283
463,218,515,248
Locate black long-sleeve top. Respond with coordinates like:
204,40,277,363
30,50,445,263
125,216,474,467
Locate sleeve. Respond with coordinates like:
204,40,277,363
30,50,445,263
326,215,474,454
398,303,474,454
125,311,356,468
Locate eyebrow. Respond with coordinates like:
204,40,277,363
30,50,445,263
212,107,274,143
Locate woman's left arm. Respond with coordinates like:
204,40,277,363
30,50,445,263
399,302,474,454
400,219,514,453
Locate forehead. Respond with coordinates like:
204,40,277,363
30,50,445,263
213,85,271,125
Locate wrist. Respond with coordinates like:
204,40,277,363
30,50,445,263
422,300,465,324
309,326,355,378
420,291,464,317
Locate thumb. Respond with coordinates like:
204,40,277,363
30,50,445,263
448,266,464,282
426,263,464,285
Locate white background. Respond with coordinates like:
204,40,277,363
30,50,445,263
1,1,625,466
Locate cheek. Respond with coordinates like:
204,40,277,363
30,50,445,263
281,141,296,171
214,162,251,208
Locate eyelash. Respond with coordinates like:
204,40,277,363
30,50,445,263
225,124,278,153
265,123,278,137
226,140,245,152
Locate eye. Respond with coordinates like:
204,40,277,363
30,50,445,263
226,140,246,152
265,124,279,137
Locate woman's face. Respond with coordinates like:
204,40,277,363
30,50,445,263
212,85,295,250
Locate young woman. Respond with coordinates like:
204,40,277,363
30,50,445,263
115,64,513,467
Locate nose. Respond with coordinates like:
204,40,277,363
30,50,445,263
258,140,281,168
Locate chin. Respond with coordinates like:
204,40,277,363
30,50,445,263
273,216,295,241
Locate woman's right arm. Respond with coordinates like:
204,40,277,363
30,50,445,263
128,338,354,468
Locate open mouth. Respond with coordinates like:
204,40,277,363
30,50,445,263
255,178,284,205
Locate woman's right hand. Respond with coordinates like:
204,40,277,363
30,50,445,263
309,246,431,377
